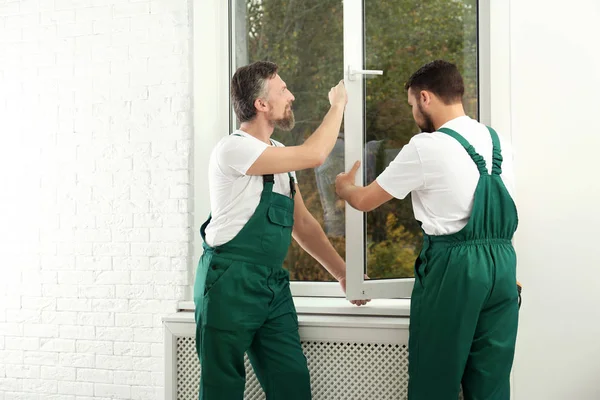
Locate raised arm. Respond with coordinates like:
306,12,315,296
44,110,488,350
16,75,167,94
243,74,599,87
246,81,347,175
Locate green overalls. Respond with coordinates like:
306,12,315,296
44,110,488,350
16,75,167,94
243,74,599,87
193,171,311,400
408,126,519,400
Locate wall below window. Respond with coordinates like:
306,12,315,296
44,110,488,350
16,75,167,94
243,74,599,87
0,1,192,398
510,1,600,399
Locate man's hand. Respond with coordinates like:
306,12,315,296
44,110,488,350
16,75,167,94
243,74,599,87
335,160,361,199
338,275,370,306
335,161,393,212
328,80,348,107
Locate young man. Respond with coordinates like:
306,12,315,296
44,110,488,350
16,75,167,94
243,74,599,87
194,61,367,400
335,60,519,400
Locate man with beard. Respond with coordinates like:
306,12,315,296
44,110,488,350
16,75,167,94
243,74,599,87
193,61,367,400
335,60,519,400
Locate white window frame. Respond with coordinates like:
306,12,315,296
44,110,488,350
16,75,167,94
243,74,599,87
191,0,230,289
192,0,512,302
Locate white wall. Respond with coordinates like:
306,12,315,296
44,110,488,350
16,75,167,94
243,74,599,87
0,1,192,399
511,1,600,399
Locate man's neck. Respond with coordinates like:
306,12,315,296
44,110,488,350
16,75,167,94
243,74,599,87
432,104,467,131
239,119,274,145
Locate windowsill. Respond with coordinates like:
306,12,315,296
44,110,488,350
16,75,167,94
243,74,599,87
177,297,410,318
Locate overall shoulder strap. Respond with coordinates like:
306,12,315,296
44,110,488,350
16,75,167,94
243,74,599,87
486,126,503,175
438,127,488,175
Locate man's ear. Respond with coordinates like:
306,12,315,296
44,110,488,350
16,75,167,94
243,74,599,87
420,90,432,106
254,97,269,112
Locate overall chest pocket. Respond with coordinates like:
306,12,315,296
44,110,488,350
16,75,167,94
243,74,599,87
261,204,294,253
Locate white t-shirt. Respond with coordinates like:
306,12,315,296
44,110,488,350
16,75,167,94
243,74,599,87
204,130,298,247
376,116,516,236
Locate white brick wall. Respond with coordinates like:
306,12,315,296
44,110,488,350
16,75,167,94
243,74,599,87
0,0,192,398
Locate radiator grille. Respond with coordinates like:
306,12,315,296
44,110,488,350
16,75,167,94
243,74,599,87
177,337,416,400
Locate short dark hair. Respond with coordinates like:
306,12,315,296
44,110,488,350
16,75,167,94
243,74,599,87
231,61,279,122
404,60,464,104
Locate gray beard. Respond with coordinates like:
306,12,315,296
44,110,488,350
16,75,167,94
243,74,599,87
274,110,295,131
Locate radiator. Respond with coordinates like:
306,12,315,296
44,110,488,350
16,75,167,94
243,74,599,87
176,337,409,400
164,309,466,400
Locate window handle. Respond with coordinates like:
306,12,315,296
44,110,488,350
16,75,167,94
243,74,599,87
347,65,383,81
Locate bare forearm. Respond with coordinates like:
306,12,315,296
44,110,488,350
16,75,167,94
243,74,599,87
302,104,344,164
338,184,366,212
292,216,346,281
